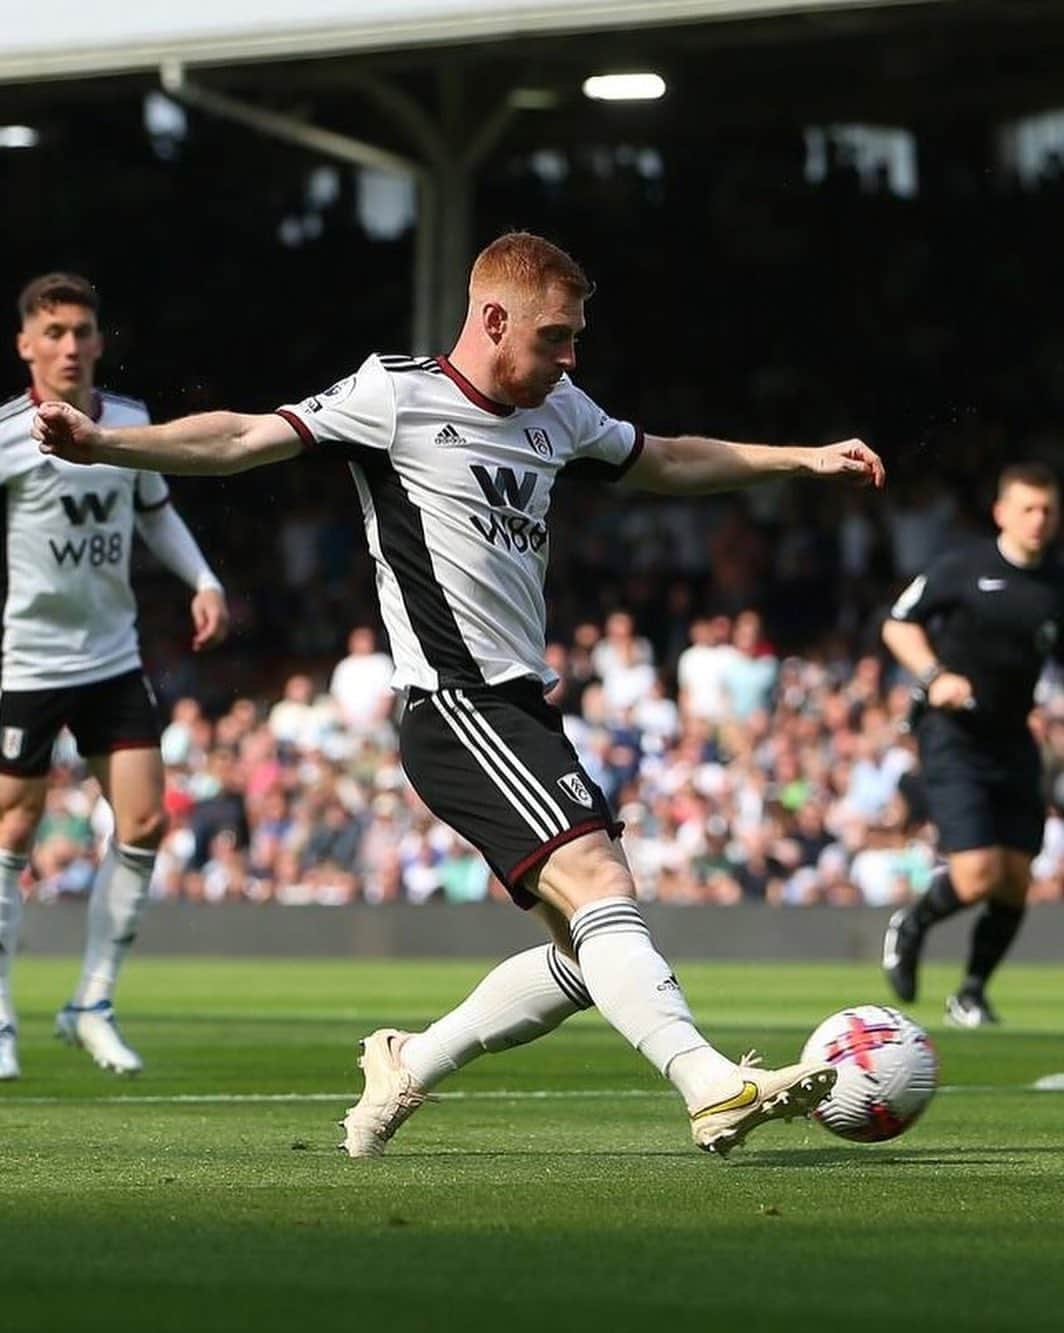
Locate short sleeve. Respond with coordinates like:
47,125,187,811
888,553,964,624
275,356,395,453
0,400,40,485
558,383,644,483
134,470,170,512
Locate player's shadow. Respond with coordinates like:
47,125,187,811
323,1144,1063,1165
371,1149,697,1160
729,1144,1060,1168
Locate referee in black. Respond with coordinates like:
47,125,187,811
881,461,1064,1026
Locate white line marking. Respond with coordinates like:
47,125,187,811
1,1083,1061,1107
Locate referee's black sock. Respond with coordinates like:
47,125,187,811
962,901,1026,997
908,864,966,935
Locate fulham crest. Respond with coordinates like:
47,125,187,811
2,728,24,760
558,771,593,809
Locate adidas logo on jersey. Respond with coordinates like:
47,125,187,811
434,423,468,448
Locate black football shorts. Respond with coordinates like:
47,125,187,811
918,715,1044,856
400,678,621,908
0,669,162,777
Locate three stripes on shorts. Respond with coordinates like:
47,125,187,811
430,688,573,842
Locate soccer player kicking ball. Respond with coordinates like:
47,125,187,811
0,274,228,1081
31,233,884,1153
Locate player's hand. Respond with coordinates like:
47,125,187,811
191,586,230,651
928,672,975,711
811,440,885,489
31,401,101,464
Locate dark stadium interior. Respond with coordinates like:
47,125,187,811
4,0,1064,709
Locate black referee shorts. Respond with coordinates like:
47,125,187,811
399,679,621,909
918,716,1044,857
0,669,162,778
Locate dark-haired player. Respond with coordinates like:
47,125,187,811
0,273,228,1080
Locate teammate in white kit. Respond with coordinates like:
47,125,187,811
33,234,885,1155
0,273,229,1080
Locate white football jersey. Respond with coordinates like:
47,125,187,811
277,355,642,692
0,390,169,689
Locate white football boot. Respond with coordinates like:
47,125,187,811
690,1051,837,1157
0,1023,19,1081
55,1001,143,1074
340,1028,432,1158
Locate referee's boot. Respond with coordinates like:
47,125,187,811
882,907,924,1003
945,988,1000,1029
340,1028,433,1158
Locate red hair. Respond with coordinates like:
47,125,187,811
470,231,591,300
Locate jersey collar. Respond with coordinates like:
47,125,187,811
29,386,103,422
436,356,514,417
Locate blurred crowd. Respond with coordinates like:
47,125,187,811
26,613,1064,911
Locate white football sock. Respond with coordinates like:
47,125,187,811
0,850,26,1029
570,896,737,1106
73,842,156,1008
401,944,592,1090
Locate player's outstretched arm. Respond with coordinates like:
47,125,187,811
32,401,302,475
622,434,885,495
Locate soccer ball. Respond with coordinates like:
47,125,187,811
801,1004,938,1142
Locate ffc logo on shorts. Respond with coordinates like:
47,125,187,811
1,727,24,760
558,772,593,809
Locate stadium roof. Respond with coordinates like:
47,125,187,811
1,0,938,82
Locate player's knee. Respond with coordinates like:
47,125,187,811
0,795,46,852
118,806,167,851
952,850,1004,899
534,833,635,914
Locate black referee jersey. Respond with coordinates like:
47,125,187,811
889,536,1064,745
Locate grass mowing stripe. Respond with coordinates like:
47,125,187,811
3,959,1063,1333
4,1081,1063,1105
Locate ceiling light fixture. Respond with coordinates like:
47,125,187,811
0,125,39,149
582,74,666,103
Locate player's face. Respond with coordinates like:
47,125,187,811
994,481,1060,557
494,284,585,408
17,302,103,403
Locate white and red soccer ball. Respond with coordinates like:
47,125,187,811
801,1004,938,1142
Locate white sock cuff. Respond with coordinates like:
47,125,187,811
570,897,649,954
0,849,28,873
114,843,157,871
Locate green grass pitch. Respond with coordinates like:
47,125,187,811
2,957,1063,1332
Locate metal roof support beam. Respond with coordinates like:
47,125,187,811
159,61,523,354
159,60,442,350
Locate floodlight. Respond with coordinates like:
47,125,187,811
582,74,666,103
0,126,38,149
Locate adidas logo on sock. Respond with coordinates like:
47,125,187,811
434,423,467,448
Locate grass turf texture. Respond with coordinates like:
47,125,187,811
2,959,1063,1332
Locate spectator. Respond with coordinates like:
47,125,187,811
721,610,779,720
677,615,739,725
329,626,394,737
